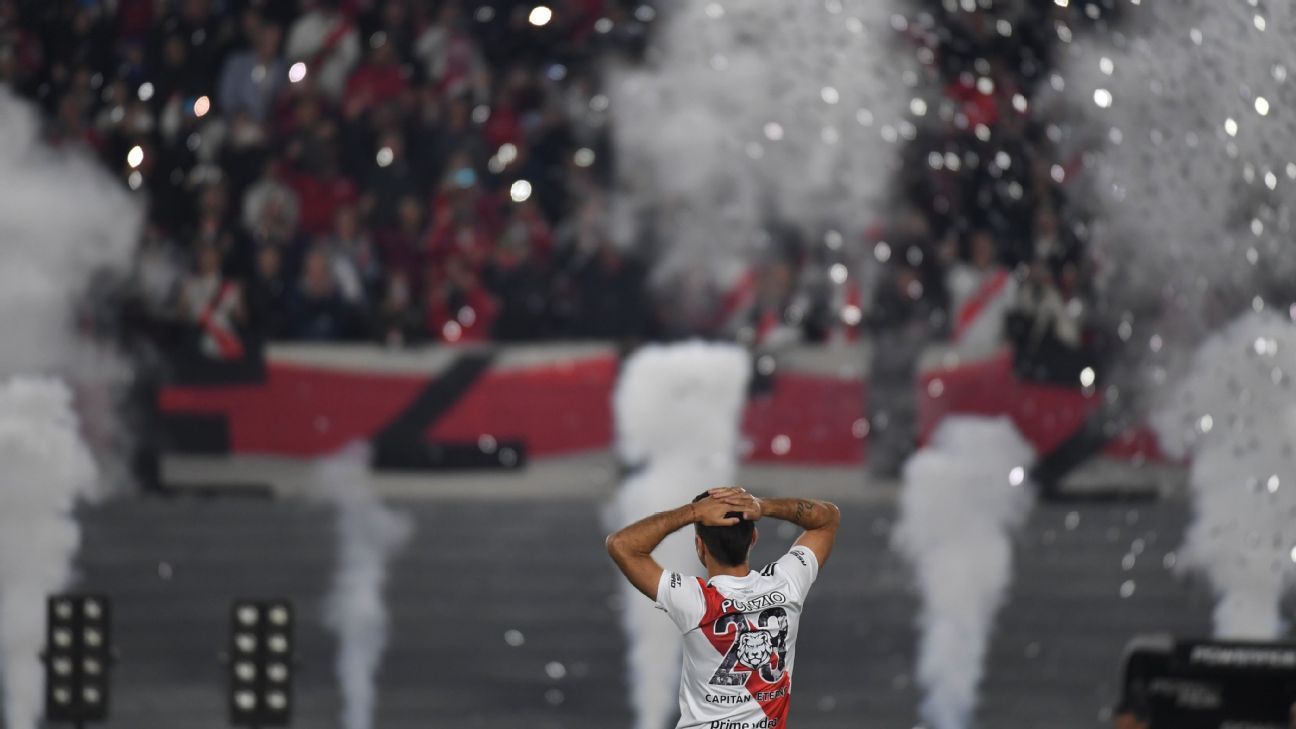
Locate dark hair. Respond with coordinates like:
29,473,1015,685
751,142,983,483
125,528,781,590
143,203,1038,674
692,492,754,567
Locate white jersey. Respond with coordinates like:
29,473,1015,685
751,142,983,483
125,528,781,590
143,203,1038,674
654,545,820,729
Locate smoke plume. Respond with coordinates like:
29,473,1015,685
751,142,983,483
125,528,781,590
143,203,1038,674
0,379,103,729
1056,1,1296,376
1150,311,1296,639
608,342,751,729
0,91,140,729
0,90,141,377
315,444,414,729
1058,0,1296,638
609,0,910,296
892,416,1036,729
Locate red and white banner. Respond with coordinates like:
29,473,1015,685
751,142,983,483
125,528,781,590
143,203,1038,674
160,343,1159,466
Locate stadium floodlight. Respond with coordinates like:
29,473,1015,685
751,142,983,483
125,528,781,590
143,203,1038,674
227,600,294,727
44,594,113,727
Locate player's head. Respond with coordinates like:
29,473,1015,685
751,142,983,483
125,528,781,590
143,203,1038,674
692,492,756,567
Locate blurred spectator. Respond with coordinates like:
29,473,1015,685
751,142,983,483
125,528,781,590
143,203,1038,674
425,175,494,270
946,231,997,315
0,2,42,94
114,0,155,42
1031,203,1075,262
242,161,300,244
374,194,427,278
284,0,360,101
152,32,201,106
727,259,799,347
341,36,406,118
288,246,361,340
570,242,650,339
413,3,486,99
218,20,284,123
1007,260,1090,384
249,243,291,339
416,97,483,186
946,229,1015,358
153,0,223,89
484,214,549,340
425,256,498,343
868,264,940,476
178,242,247,360
364,0,417,61
319,204,381,305
282,117,358,235
374,270,421,347
363,129,419,227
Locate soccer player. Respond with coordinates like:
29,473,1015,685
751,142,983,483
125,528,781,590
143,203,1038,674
606,486,840,728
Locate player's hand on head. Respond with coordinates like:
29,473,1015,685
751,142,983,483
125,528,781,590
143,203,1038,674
707,486,748,503
693,497,741,527
729,493,762,521
706,487,763,521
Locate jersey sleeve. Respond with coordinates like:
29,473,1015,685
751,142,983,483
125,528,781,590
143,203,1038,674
775,545,820,602
654,570,706,633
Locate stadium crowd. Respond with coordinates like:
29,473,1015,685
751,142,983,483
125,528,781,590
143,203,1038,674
3,0,654,356
1,0,1114,373
848,1,1120,387
855,0,1118,473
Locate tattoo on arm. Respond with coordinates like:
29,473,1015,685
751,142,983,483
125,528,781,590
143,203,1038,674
793,500,814,523
759,496,839,568
764,497,837,530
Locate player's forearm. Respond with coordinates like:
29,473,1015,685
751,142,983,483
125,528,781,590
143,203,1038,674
761,498,840,531
605,504,696,558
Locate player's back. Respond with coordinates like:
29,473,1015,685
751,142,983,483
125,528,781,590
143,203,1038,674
655,545,820,729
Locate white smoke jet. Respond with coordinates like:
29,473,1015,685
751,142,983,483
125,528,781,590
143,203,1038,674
608,342,751,729
0,90,141,377
1058,0,1296,639
0,90,140,469
610,0,911,294
1149,311,1296,639
892,416,1036,729
0,378,103,729
0,92,140,729
1056,1,1296,365
314,444,414,729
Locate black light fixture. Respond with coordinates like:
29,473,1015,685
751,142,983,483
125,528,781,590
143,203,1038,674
227,599,294,727
44,594,113,728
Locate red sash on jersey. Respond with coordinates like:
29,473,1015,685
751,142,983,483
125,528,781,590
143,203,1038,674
714,268,757,333
196,281,245,360
953,268,1009,343
309,17,354,71
696,579,793,724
